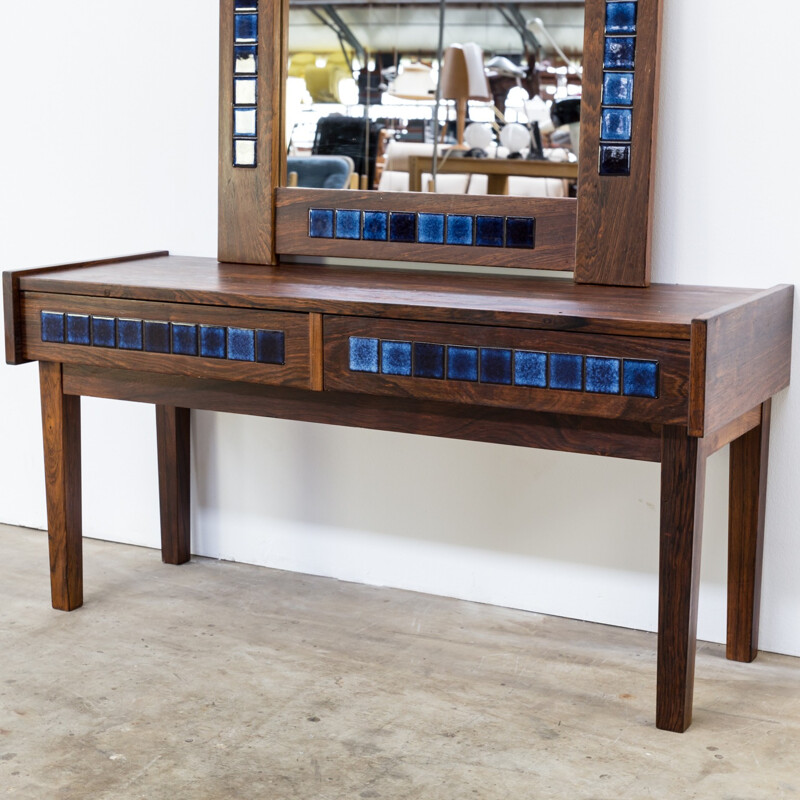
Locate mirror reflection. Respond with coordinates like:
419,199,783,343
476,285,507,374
285,0,584,197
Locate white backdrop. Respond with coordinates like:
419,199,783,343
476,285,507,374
1,1,798,655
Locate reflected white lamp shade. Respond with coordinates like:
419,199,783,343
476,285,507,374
499,123,531,154
463,122,493,151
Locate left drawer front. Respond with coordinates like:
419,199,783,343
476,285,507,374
23,293,312,389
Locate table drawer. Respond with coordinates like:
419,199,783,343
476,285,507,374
23,293,313,389
324,316,690,424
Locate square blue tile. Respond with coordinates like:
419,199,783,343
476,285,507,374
234,13,258,43
41,311,65,343
91,316,116,348
418,213,445,244
234,44,257,74
309,208,334,238
446,346,478,382
199,325,226,359
505,217,535,249
599,144,631,176
349,337,379,373
480,348,512,385
603,72,634,106
171,323,198,356
585,356,621,394
234,77,257,105
623,359,659,398
476,216,504,248
606,1,637,34
601,108,632,142
514,351,547,388
389,212,416,243
235,0,258,10
413,342,444,379
604,36,635,70
256,330,285,364
549,353,583,391
363,211,388,241
66,314,90,346
381,340,412,376
118,319,143,350
335,209,361,239
144,321,170,353
227,327,255,361
233,107,257,137
233,139,257,168
445,215,473,246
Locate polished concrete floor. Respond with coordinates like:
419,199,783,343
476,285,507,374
1,523,799,799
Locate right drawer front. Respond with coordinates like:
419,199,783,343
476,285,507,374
323,315,691,425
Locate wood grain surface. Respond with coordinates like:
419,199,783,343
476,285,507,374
156,405,192,565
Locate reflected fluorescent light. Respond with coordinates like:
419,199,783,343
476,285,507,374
315,55,327,68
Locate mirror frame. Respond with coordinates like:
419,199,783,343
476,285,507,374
218,0,663,287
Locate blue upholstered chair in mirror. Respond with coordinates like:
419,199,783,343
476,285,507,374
287,155,354,189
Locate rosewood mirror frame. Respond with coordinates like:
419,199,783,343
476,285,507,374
218,0,663,287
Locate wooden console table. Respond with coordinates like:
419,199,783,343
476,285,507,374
3,251,793,732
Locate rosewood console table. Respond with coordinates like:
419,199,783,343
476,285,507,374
2,251,793,732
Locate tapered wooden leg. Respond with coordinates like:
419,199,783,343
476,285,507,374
39,362,83,611
657,426,708,732
727,400,771,662
156,405,191,565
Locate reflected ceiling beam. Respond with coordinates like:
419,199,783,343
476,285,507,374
310,5,367,69
499,4,541,54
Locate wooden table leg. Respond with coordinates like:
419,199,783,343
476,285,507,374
727,400,771,662
39,362,83,611
657,426,708,732
156,405,191,565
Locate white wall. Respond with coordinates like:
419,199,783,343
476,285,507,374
1,1,798,655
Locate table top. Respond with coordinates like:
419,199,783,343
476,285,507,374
11,252,782,341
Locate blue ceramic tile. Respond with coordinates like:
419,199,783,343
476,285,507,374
199,325,226,359
233,139,257,167
446,346,478,382
118,319,143,350
235,0,258,10
418,213,445,244
363,211,388,241
605,2,637,34
144,321,170,353
603,72,634,106
227,327,255,361
514,351,547,387
601,108,632,141
604,36,635,70
413,342,444,379
256,330,285,364
233,107,257,137
585,356,621,394
41,311,65,343
599,144,631,176
476,216,504,247
480,348,512,385
234,44,257,74
171,323,198,356
91,316,116,348
549,353,583,391
623,359,658,398
389,212,416,243
349,337,379,373
309,208,334,238
445,215,473,246
335,209,361,239
234,13,258,43
381,340,412,376
506,217,535,249
66,314,90,346
234,77,257,105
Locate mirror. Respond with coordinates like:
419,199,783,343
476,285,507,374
285,0,584,198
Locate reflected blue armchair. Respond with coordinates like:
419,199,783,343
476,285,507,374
286,155,354,189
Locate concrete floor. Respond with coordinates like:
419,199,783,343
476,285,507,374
1,524,799,799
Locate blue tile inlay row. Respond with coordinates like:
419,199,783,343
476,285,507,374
40,312,285,365
348,336,659,398
599,0,639,176
233,4,258,168
309,210,536,249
